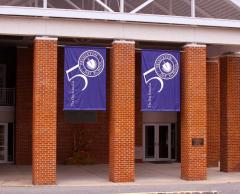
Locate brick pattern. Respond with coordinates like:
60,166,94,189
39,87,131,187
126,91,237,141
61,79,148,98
16,48,109,165
220,55,240,172
181,45,207,180
16,48,33,165
32,38,57,185
207,60,220,167
109,41,135,182
57,48,109,164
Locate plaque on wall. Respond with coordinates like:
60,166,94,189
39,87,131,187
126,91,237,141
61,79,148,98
192,138,204,146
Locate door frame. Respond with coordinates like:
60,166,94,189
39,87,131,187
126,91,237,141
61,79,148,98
143,123,173,162
0,123,8,163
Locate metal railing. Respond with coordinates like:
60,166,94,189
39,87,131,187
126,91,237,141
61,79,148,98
0,88,15,106
0,0,239,20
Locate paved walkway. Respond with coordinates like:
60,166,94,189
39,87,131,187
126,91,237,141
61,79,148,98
0,183,240,194
0,163,239,192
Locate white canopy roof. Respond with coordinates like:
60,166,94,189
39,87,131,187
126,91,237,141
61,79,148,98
0,0,239,20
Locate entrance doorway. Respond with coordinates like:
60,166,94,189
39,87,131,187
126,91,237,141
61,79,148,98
0,123,8,163
143,123,177,162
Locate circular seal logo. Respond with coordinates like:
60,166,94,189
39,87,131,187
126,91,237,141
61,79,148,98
154,53,179,80
78,50,104,77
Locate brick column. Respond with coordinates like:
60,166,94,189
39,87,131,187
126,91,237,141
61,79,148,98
109,40,135,182
32,37,58,185
181,44,207,180
207,59,220,167
220,54,240,172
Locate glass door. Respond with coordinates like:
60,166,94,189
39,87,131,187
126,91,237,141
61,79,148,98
0,124,8,163
144,125,156,161
158,124,171,160
143,124,171,161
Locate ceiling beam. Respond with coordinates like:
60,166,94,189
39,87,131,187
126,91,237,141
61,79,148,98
130,0,155,14
64,0,80,9
94,0,114,12
229,0,240,8
182,0,213,18
120,0,124,12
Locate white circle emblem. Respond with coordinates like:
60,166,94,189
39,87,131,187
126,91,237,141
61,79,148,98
78,50,104,77
154,53,179,80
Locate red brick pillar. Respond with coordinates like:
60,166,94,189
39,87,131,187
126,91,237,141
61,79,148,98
181,44,207,180
109,40,135,182
32,37,58,185
220,54,240,172
207,59,220,167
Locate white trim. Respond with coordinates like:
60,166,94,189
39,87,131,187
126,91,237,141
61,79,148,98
1,16,240,45
113,40,135,44
183,43,206,48
0,7,239,29
35,36,58,41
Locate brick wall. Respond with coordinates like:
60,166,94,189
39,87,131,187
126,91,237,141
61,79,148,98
16,47,109,165
32,37,58,184
207,60,220,167
16,48,33,165
109,41,135,182
220,55,240,172
57,48,109,164
181,44,207,180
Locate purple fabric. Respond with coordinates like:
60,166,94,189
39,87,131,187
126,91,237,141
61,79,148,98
64,46,106,110
141,50,180,111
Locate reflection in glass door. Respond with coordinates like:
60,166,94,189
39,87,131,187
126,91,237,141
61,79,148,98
144,125,155,160
0,124,8,163
158,125,170,159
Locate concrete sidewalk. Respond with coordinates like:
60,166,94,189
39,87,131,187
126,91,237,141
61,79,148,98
0,163,239,187
0,183,238,194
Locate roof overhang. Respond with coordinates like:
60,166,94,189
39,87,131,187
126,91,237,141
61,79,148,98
0,6,240,29
0,14,240,45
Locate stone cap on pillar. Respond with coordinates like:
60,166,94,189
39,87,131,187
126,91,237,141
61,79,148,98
220,52,240,58
183,43,206,48
207,57,219,63
112,40,135,45
35,36,58,41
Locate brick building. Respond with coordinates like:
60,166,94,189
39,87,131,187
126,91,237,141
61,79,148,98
0,0,239,185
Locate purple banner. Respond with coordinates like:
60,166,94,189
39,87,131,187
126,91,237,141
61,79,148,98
64,46,106,110
141,50,180,111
